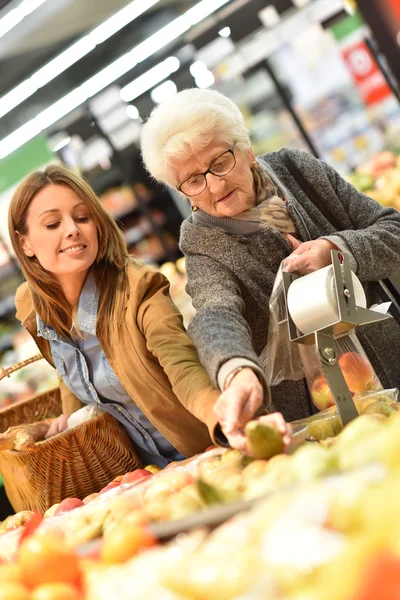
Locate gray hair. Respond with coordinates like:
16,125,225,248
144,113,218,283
140,88,251,188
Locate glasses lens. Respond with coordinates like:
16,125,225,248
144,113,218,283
211,151,235,175
180,174,205,196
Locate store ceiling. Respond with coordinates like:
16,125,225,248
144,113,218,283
0,0,196,137
0,0,295,144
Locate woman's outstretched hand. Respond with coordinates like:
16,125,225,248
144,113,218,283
44,414,69,439
213,368,263,452
284,234,336,275
213,368,291,453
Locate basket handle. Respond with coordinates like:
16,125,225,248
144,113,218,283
0,354,44,382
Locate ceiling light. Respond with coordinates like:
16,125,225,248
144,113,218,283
126,105,139,120
0,0,49,40
189,60,208,77
0,0,159,120
0,0,232,159
218,26,231,37
150,80,177,104
51,136,71,152
121,56,180,102
195,70,215,89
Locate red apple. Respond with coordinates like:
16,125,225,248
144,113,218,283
111,475,124,484
121,469,153,486
99,482,122,495
310,375,335,411
55,497,84,515
338,352,376,394
5,511,35,532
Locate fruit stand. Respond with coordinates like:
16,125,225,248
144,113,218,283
0,393,399,600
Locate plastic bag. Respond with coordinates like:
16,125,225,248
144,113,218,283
260,263,383,412
260,263,305,385
306,331,382,412
292,388,399,441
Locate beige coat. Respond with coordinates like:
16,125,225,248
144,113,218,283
15,262,220,457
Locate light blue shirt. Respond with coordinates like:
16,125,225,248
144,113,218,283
37,271,185,468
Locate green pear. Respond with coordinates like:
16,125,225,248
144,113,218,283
244,420,284,459
363,401,396,418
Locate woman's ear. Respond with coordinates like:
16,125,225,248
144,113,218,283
247,147,256,163
15,231,34,257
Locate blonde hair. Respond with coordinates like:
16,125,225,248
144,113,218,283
141,88,251,188
8,164,129,343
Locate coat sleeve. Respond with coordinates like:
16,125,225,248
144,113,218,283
184,253,270,405
135,268,222,439
322,160,400,281
286,149,400,282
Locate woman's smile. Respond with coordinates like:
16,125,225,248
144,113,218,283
59,244,87,254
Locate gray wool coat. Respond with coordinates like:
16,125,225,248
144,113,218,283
179,148,400,422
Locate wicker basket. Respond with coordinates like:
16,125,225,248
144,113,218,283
0,355,142,514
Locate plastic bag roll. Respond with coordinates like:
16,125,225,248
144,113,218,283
287,265,366,335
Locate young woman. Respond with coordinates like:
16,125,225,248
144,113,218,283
8,165,289,464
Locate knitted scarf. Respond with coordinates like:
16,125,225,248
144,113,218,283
232,161,297,235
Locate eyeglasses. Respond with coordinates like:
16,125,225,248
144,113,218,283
177,143,237,197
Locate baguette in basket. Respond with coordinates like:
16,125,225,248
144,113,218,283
0,419,52,451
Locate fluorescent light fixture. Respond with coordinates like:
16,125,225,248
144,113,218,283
52,135,71,152
218,26,231,37
0,0,231,159
150,80,177,104
195,70,215,89
0,0,160,120
189,60,208,77
126,105,140,120
121,56,180,102
0,0,49,40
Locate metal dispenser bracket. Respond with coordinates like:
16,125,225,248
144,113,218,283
283,250,392,426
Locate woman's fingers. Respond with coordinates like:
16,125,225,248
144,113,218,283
286,234,301,250
224,429,248,454
44,414,69,439
258,413,292,446
284,239,336,274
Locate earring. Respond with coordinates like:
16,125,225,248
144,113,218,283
191,205,198,212
26,250,34,256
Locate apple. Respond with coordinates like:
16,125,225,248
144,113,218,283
111,475,124,484
55,497,84,515
310,374,335,411
82,493,99,504
338,352,376,394
5,511,35,531
99,482,122,495
44,503,60,518
121,469,153,486
144,470,194,504
144,464,162,474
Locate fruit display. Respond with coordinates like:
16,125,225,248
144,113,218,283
0,401,399,598
347,150,400,211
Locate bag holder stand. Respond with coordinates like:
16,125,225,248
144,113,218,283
282,250,392,426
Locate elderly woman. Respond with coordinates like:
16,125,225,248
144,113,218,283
141,88,400,432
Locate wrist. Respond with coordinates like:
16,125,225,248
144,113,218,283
223,366,261,391
223,366,245,391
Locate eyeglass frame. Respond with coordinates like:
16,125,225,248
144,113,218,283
176,142,237,197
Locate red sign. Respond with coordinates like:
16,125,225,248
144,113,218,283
341,39,392,106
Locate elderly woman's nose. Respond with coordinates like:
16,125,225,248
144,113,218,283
207,172,226,192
